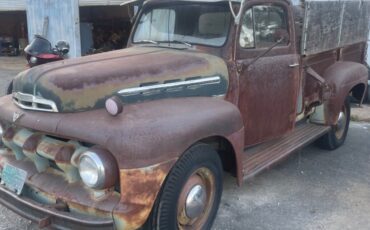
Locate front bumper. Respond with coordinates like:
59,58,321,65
0,96,177,229
0,185,113,229
0,152,118,229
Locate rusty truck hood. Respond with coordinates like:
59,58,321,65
12,46,229,112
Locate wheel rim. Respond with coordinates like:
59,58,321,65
177,167,216,229
335,105,347,139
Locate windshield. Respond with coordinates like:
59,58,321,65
133,3,232,47
24,35,52,56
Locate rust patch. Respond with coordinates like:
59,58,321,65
37,138,75,162
54,145,76,163
113,158,177,230
50,53,209,90
3,126,15,141
20,47,229,112
22,134,42,153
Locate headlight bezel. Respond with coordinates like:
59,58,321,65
78,148,118,190
79,151,105,188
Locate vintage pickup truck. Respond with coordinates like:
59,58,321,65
0,0,369,229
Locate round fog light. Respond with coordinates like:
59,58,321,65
105,96,123,116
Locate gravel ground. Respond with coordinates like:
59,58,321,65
0,57,27,96
352,104,370,122
214,122,370,230
0,57,370,230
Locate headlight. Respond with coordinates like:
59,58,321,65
78,149,118,189
30,56,38,64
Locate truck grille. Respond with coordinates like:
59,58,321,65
1,126,86,183
13,92,59,113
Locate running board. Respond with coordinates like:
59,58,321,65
242,123,330,181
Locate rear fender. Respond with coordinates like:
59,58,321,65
323,62,367,125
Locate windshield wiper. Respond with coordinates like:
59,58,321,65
170,40,192,48
136,39,159,45
158,40,192,48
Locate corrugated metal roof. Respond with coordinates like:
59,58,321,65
79,0,128,6
0,0,26,11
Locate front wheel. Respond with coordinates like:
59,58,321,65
144,144,223,230
316,97,350,150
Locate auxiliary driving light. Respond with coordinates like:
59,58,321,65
105,96,123,116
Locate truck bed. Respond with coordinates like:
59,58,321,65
292,0,370,56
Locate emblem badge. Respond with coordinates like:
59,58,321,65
12,112,23,123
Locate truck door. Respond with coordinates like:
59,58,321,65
236,2,300,147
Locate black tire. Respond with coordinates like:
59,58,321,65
316,97,350,150
144,144,223,230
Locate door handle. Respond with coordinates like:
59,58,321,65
289,63,300,68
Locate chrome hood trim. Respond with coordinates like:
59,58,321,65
13,92,59,112
118,76,222,96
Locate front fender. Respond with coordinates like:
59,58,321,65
0,96,244,168
324,62,368,124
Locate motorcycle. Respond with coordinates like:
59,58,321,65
0,37,19,56
25,35,70,68
6,35,70,94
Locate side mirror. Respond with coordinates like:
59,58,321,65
55,40,70,55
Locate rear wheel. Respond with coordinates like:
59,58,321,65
316,97,350,150
144,144,223,230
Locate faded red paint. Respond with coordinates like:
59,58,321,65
0,0,368,229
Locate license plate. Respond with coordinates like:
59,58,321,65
0,163,27,195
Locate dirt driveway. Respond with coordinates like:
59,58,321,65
0,57,27,95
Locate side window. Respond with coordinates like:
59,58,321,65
240,5,289,49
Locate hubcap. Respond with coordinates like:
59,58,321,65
177,168,215,229
185,185,207,219
335,106,347,139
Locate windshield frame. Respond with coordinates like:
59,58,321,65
130,2,233,48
